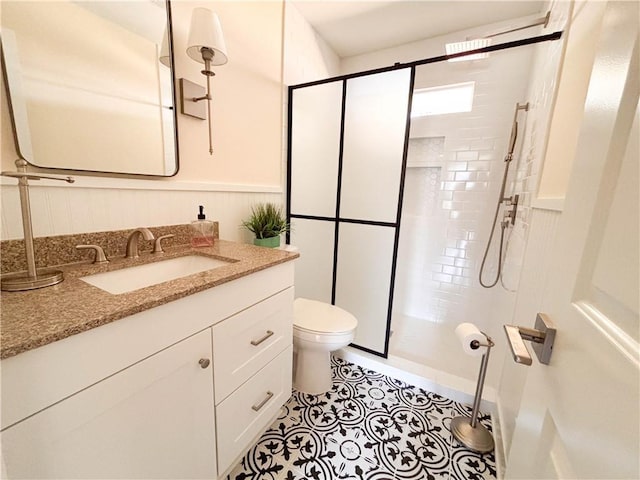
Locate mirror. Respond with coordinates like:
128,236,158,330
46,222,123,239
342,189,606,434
1,0,178,176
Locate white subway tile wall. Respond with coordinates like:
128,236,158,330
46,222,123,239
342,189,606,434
394,49,532,334
406,136,445,167
391,7,568,389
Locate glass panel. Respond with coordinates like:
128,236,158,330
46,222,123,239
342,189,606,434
289,218,335,303
334,223,396,354
390,41,543,375
339,68,411,223
290,81,343,217
1,0,177,176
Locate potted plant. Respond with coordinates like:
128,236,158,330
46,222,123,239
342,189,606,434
241,203,290,248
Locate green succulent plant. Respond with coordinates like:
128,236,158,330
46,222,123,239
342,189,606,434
241,203,290,239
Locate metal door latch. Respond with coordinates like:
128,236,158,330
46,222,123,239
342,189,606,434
504,313,556,365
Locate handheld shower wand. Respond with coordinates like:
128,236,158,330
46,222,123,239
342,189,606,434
478,102,528,289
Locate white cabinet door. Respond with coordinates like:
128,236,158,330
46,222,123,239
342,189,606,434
1,330,216,479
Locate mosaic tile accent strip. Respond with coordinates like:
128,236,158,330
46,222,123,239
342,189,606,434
229,357,496,480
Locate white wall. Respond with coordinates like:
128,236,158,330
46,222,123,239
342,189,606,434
537,0,607,199
283,2,340,86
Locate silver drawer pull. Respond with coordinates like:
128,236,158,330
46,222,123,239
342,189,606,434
251,391,274,412
250,330,274,346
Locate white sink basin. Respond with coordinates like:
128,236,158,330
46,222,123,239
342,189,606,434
80,255,232,294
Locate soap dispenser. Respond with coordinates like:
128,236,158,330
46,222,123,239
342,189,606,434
191,205,215,247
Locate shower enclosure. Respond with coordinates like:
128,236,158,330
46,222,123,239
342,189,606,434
287,28,564,373
287,69,413,356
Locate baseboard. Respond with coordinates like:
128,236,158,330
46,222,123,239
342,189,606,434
493,397,508,479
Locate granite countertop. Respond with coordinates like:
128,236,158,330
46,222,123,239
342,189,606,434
0,240,298,360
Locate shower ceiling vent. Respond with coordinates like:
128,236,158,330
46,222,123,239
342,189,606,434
445,38,491,62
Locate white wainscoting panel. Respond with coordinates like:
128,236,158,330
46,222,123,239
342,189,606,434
496,207,561,461
0,180,282,242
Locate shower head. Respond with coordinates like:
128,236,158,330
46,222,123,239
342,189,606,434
505,102,529,161
446,11,551,63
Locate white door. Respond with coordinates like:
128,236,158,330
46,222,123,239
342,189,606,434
506,2,639,479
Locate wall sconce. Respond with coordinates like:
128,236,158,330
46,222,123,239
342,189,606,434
181,7,228,155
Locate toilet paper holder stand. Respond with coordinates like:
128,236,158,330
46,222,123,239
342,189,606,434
451,331,495,454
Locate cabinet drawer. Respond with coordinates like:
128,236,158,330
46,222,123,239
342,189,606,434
212,287,293,403
216,345,292,476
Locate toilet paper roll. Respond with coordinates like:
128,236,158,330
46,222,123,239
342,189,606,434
455,323,486,357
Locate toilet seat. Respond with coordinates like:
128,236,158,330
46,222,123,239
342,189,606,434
294,298,357,335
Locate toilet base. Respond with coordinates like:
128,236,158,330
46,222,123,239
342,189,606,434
293,348,333,395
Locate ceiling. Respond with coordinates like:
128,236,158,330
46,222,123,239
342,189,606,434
291,1,545,57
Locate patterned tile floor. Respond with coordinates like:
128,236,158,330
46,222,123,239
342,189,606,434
229,356,496,480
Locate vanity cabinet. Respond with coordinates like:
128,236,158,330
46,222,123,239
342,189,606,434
0,262,295,479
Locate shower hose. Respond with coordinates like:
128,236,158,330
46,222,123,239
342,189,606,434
478,200,508,288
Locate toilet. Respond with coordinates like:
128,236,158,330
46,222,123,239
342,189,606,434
293,298,358,394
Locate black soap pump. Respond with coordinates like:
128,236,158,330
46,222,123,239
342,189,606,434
191,205,215,247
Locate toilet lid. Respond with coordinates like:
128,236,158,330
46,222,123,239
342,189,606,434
294,298,357,334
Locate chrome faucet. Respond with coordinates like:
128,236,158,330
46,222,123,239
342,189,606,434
126,228,155,258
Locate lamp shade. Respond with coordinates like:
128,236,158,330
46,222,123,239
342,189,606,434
159,29,171,68
186,8,228,66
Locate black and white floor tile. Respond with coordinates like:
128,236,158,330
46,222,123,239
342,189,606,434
229,357,496,480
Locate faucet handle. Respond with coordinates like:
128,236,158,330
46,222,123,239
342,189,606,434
152,234,175,254
76,245,109,264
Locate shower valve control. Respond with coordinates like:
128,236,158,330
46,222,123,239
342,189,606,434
503,194,519,225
